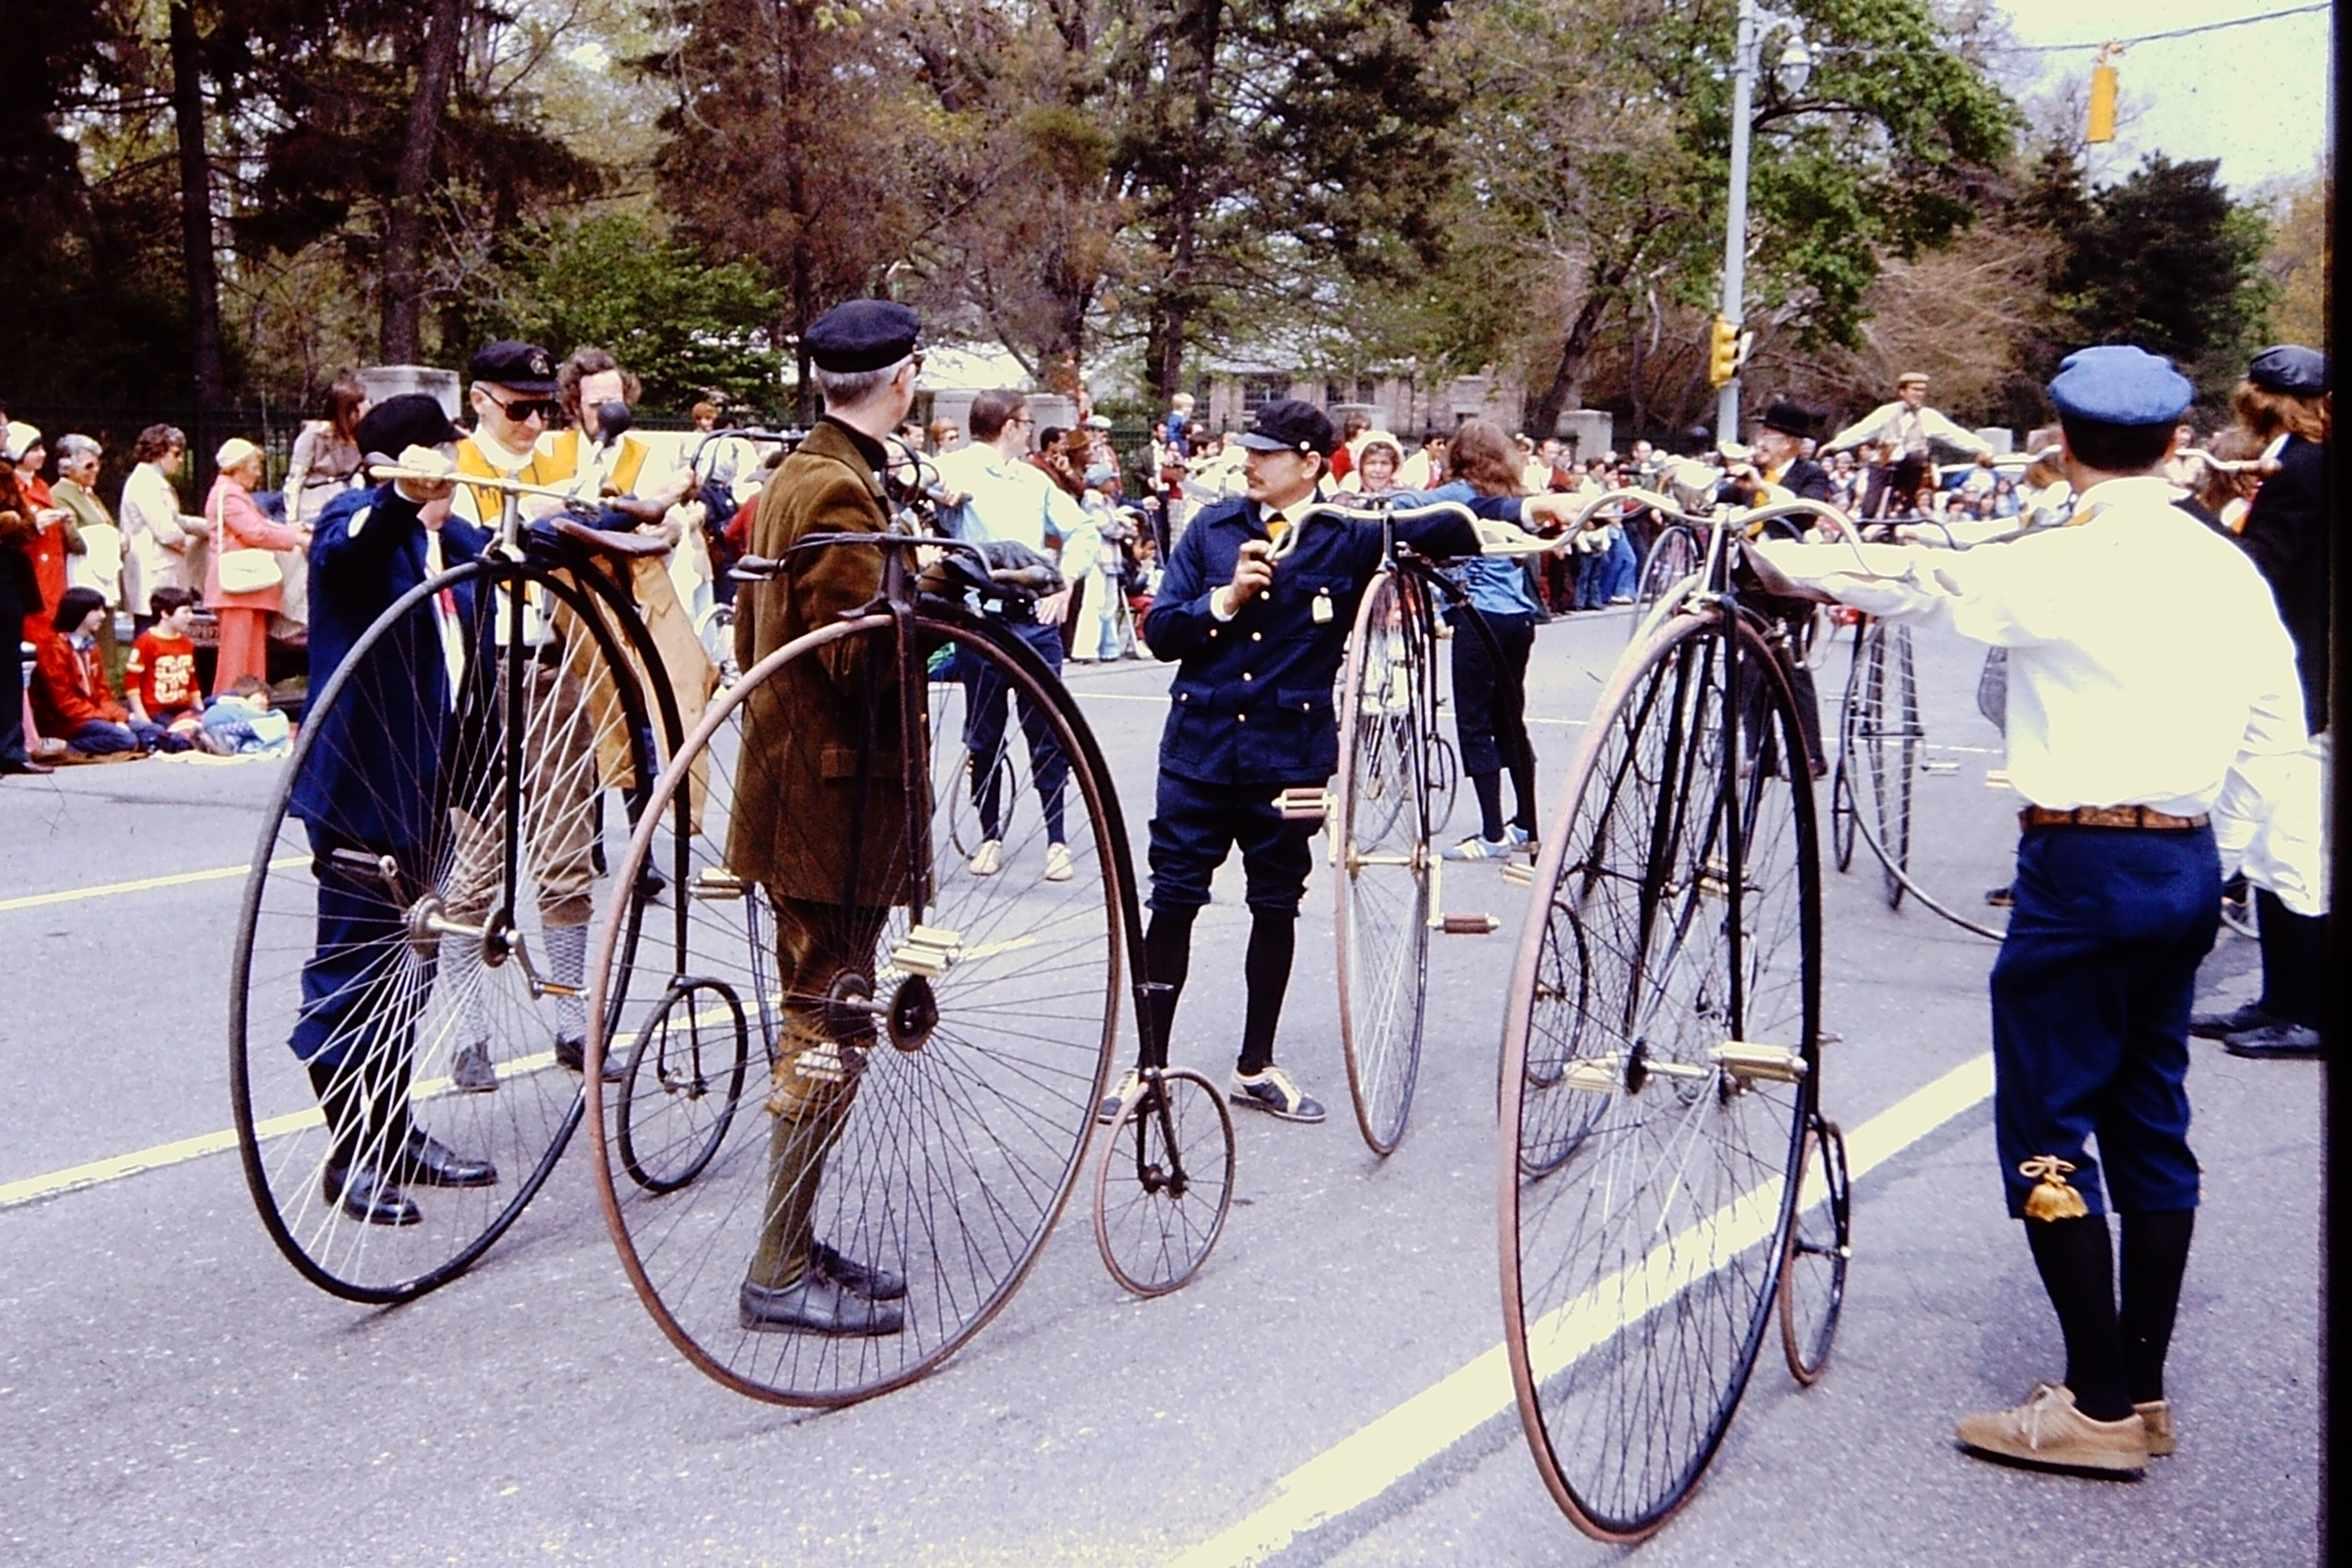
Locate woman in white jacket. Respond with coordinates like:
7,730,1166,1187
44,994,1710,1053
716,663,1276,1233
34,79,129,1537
117,424,204,631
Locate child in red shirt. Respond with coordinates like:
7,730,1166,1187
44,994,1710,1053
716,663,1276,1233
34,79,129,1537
31,587,163,757
125,585,202,750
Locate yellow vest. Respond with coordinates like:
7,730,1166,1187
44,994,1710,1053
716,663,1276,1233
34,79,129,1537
454,434,560,527
532,429,650,500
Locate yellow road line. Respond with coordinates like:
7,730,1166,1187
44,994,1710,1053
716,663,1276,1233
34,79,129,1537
1167,1053,1994,1567
0,1049,563,1212
0,855,303,914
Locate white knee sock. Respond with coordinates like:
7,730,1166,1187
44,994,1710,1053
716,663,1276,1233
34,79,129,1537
545,922,589,1040
440,934,488,1050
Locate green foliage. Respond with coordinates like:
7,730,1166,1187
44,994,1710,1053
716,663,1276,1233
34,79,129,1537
471,213,784,415
2049,154,2275,402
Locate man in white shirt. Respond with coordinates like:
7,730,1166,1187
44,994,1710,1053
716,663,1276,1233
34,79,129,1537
1752,345,2303,1480
931,389,1085,882
1823,371,1993,518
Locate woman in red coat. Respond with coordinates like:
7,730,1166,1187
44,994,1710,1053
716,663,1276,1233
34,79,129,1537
202,437,308,696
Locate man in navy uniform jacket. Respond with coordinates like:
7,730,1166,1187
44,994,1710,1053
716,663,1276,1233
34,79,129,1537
1125,399,1564,1123
289,393,501,1226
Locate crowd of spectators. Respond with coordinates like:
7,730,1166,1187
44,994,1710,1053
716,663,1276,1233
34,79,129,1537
1,397,328,772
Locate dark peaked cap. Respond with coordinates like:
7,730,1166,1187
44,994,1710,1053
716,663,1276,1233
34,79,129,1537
805,300,922,373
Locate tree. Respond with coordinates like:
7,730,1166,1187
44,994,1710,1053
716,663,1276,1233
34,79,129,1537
2050,153,2272,403
1404,0,2015,437
2259,165,2328,355
643,0,933,419
468,211,785,413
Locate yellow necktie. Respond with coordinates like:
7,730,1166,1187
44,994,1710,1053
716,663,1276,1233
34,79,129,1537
1266,511,1291,549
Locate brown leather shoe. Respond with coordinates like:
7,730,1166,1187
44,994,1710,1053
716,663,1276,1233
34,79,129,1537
2135,1400,2174,1458
1955,1382,2147,1477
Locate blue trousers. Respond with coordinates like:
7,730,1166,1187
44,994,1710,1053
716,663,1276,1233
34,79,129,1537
960,617,1068,845
1991,825,2219,1219
1573,529,1637,608
1147,771,1317,916
290,824,432,1070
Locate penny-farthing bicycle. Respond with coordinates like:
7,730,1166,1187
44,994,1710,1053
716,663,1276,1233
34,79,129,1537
1496,496,1846,1540
1302,500,1571,1155
228,469,689,1303
583,450,1231,1403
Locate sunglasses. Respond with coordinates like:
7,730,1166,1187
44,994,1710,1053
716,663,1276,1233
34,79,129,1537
482,391,560,423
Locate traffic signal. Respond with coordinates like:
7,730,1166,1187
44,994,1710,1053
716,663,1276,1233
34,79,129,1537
1707,315,1741,389
2087,46,2119,144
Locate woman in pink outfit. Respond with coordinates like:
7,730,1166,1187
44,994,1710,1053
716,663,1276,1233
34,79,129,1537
202,438,308,696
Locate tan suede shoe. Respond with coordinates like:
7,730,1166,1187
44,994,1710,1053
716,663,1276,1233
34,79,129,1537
2135,1399,2174,1458
1955,1382,2148,1477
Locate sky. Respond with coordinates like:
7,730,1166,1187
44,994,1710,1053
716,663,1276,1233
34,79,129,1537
1987,0,2334,193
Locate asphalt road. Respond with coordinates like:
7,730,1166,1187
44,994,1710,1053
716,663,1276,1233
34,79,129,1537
0,606,2321,1566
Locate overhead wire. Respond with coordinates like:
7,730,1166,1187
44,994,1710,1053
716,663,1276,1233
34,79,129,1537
1990,3,2329,55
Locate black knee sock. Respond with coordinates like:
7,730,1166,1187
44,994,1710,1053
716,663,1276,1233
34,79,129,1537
2256,892,2328,1029
1238,912,1295,1076
2117,1209,2195,1406
1472,770,1505,842
1507,758,1538,835
2024,1215,2132,1421
1142,907,1197,1062
2254,888,2288,1017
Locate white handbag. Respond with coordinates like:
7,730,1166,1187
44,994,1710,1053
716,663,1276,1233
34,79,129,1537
209,486,283,595
217,548,284,594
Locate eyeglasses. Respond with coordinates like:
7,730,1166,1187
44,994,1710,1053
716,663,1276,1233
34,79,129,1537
481,390,559,423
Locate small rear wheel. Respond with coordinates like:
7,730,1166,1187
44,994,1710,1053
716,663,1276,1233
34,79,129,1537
1094,1068,1236,1297
1780,1117,1852,1384
616,976,752,1194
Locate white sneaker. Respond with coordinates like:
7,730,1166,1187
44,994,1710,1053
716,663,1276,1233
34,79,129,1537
1448,833,1512,861
969,839,1003,876
1096,1067,1140,1124
1044,842,1074,882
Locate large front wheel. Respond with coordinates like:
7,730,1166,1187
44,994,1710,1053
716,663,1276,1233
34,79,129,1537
228,557,657,1303
1498,604,1820,1540
586,611,1120,1405
1333,570,1432,1156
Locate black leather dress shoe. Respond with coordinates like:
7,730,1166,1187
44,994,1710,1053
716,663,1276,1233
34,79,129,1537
0,759,56,776
2223,1021,2324,1059
554,1034,628,1083
397,1128,499,1187
738,1272,905,1336
812,1240,907,1301
2190,1001,2277,1040
323,1163,422,1226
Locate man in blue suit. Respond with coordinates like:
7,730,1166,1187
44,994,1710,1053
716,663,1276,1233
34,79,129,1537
290,393,500,1225
1119,399,1565,1124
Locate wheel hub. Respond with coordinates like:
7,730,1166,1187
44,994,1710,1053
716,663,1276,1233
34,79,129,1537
886,974,939,1053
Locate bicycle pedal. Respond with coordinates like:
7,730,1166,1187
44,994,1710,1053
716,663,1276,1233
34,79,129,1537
1984,769,2012,789
1556,1054,1624,1093
1501,860,1534,886
891,925,963,977
1276,787,1331,823
691,865,748,900
1921,759,1960,775
1712,1041,1807,1085
1440,912,1500,935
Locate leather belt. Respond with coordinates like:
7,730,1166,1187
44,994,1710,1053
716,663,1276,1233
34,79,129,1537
2019,805,2210,832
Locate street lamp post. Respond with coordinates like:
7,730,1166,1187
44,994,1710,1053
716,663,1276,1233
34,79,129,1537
1717,0,1760,445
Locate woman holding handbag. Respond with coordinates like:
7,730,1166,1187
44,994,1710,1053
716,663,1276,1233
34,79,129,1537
203,437,308,697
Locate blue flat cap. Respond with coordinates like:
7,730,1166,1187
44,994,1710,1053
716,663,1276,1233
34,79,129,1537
2248,344,2327,395
805,300,921,374
2048,346,2194,427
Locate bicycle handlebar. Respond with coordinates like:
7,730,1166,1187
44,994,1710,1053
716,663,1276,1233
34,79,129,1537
1283,498,1575,563
367,462,588,505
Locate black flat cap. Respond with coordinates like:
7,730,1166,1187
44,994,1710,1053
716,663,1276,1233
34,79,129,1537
1231,398,1337,458
468,340,558,395
2248,344,2326,395
1759,398,1818,439
805,300,921,373
355,393,463,458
